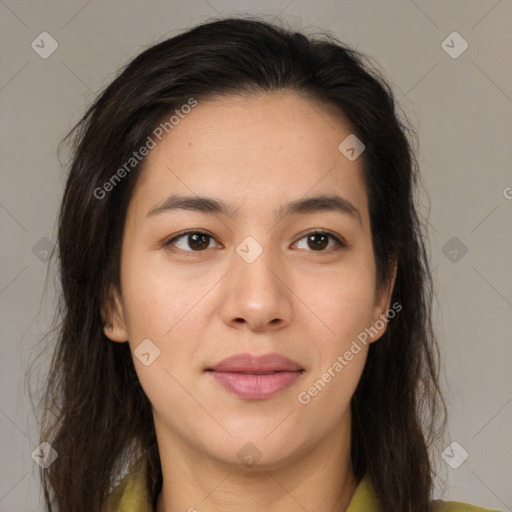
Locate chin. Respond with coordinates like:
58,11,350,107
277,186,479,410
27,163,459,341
200,429,306,470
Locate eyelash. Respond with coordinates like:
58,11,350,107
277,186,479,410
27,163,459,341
163,230,346,255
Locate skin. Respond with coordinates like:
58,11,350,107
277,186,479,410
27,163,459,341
103,91,396,512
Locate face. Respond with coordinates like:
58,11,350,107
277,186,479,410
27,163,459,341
104,91,396,468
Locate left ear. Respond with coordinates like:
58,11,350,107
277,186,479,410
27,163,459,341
368,258,398,343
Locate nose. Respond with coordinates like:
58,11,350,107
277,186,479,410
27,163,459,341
220,240,293,332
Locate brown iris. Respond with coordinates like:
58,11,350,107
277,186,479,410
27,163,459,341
187,233,210,250
306,233,329,251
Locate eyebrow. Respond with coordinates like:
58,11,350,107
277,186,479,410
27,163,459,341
146,194,362,226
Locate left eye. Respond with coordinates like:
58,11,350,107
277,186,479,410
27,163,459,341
164,230,344,253
294,231,345,251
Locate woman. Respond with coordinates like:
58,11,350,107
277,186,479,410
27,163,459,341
35,17,500,512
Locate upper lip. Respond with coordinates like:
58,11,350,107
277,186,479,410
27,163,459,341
207,353,303,373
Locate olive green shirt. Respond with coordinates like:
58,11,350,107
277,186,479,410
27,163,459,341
103,458,501,512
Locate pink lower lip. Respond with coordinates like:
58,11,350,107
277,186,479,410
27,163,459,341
209,370,303,400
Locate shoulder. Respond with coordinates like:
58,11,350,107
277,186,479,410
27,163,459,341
351,475,502,512
101,457,153,512
432,498,503,512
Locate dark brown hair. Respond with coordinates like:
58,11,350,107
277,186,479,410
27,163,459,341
32,16,446,512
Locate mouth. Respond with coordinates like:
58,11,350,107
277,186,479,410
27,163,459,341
206,352,303,373
205,352,304,400
207,369,304,400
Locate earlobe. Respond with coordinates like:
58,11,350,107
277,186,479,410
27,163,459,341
101,285,129,343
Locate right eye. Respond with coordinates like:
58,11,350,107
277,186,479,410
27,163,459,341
164,230,222,253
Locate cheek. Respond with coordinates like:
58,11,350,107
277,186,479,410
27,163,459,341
120,265,207,404
119,253,220,387
120,243,203,335
295,333,368,427
300,259,378,343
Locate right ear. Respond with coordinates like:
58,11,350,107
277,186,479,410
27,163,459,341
101,284,129,342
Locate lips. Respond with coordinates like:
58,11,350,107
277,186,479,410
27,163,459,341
206,352,303,373
206,353,304,400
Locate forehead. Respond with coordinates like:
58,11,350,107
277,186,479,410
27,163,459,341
129,91,369,223
148,91,354,164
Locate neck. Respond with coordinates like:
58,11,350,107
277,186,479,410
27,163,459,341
155,417,359,512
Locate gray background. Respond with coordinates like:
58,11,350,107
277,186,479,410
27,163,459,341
1,0,511,510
